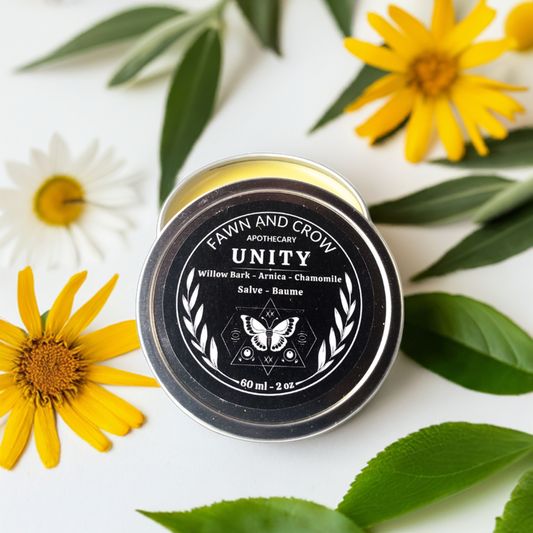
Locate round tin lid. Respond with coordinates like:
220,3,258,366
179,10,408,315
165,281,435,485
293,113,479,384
138,178,403,441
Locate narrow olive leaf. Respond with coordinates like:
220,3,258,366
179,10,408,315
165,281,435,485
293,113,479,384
159,28,221,205
19,6,185,71
474,176,533,223
40,310,50,329
412,201,533,281
402,293,533,394
309,64,387,133
139,498,365,533
369,176,513,226
235,0,281,55
494,470,533,533
109,11,212,87
431,128,533,169
322,0,356,37
337,423,533,528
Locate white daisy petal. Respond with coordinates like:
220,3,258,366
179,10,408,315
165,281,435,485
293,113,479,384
4,161,41,189
0,135,140,269
49,133,73,175
71,140,98,176
30,149,53,178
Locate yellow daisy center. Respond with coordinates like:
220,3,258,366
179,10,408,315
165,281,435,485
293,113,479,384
34,176,85,226
408,51,458,97
17,336,85,401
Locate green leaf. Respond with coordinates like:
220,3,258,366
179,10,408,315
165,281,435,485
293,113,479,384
412,201,533,281
159,28,222,205
369,175,514,226
139,498,364,533
109,11,211,87
235,0,281,55
431,128,533,169
337,423,533,528
474,175,533,223
323,0,356,37
494,470,533,533
20,6,185,70
402,293,533,394
309,64,387,133
40,310,50,329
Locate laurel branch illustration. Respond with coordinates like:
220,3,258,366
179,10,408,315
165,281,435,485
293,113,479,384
182,268,219,371
316,273,356,373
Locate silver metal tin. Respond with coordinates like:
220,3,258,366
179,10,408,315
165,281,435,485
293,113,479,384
138,155,403,442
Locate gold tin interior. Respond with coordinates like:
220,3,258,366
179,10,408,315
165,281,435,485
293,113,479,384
158,154,369,232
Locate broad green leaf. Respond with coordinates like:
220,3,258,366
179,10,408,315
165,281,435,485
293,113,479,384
323,0,356,37
109,11,211,87
40,310,50,329
474,175,533,223
139,498,364,533
402,293,533,394
309,64,387,133
236,0,281,55
337,423,533,528
431,128,533,169
412,201,533,281
20,6,185,70
494,470,533,532
159,28,221,205
369,176,513,226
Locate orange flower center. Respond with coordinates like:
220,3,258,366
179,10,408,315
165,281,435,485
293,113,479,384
34,176,85,226
409,51,458,96
17,336,85,401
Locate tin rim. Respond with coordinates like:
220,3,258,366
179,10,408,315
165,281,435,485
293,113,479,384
139,178,403,442
158,153,371,233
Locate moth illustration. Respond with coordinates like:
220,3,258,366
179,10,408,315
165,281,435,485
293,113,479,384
240,315,299,352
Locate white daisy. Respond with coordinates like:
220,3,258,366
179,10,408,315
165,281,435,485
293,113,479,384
0,134,140,269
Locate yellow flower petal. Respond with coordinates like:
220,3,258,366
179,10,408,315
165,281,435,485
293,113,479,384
0,387,23,418
458,38,514,70
0,343,19,371
345,73,407,113
75,320,140,363
431,0,455,43
435,96,465,161
71,392,130,436
0,373,15,391
0,396,36,470
367,13,421,59
505,2,533,52
55,399,111,452
0,320,26,349
34,402,60,469
356,87,416,141
460,74,527,92
467,88,524,120
442,0,496,56
85,382,144,428
61,274,118,346
87,365,159,388
453,96,488,156
405,95,436,163
344,38,407,72
388,5,435,48
46,271,87,335
17,267,42,339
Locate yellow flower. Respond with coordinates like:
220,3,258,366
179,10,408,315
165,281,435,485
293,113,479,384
505,2,533,52
344,0,526,162
0,267,158,470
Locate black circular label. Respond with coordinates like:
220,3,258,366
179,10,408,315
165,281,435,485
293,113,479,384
162,199,382,411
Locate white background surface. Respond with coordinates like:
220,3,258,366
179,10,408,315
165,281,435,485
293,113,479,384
1,0,533,531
